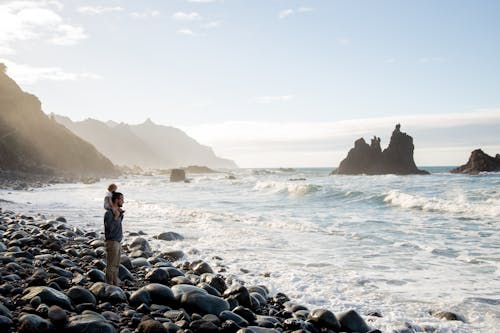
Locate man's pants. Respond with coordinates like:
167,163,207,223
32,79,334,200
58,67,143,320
105,240,121,285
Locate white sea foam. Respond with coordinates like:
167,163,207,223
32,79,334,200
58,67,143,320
383,189,500,217
254,181,322,197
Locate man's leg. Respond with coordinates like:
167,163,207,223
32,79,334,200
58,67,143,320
105,240,120,285
112,242,121,285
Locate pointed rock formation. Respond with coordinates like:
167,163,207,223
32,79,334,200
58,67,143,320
333,124,429,175
450,149,500,174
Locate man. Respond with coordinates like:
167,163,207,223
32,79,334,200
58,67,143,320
104,191,124,285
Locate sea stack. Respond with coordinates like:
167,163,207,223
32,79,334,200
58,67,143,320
450,149,500,174
333,124,429,175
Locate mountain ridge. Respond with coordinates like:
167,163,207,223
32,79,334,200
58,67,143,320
54,115,237,169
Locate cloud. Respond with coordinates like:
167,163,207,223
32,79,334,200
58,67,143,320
130,10,160,19
278,9,294,19
0,0,87,54
279,7,314,19
172,11,201,21
50,24,87,45
255,95,294,104
78,6,124,15
0,58,102,84
203,21,222,29
177,29,195,36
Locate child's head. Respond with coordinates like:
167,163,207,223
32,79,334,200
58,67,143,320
107,183,117,192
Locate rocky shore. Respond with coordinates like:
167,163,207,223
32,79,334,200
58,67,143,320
0,207,382,333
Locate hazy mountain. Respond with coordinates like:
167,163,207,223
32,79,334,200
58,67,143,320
54,116,237,169
0,64,118,177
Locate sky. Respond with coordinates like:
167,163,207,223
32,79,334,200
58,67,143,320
1,0,499,167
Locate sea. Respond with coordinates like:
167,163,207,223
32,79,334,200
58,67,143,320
1,167,499,333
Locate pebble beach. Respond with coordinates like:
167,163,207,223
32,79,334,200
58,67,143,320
0,207,381,333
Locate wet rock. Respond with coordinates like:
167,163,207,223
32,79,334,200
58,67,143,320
337,309,371,333
119,264,134,281
155,232,184,241
48,305,67,326
220,310,249,327
224,283,252,308
66,311,117,333
18,314,54,333
0,302,12,318
189,318,219,333
190,260,213,274
200,274,227,293
181,289,230,315
67,286,97,305
284,301,308,312
22,286,72,309
307,309,340,330
87,269,106,282
429,310,465,322
129,283,175,307
138,318,167,333
160,250,185,261
237,327,279,333
130,237,152,253
145,268,170,285
0,315,13,332
233,306,257,324
89,282,127,304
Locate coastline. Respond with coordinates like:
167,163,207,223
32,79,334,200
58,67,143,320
0,206,378,333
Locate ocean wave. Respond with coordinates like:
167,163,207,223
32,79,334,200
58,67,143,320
383,190,500,217
254,181,322,197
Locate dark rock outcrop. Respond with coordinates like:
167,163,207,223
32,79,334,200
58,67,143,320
450,149,500,174
170,169,186,182
333,124,429,175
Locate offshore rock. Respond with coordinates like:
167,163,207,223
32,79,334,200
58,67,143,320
170,169,186,182
333,124,429,175
450,149,500,174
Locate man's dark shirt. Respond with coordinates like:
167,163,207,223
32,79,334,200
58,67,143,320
104,210,123,242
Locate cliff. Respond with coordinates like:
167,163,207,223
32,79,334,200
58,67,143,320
0,64,119,178
333,124,429,175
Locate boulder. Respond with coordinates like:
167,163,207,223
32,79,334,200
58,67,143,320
21,286,72,309
170,169,186,182
18,314,54,333
450,149,500,174
308,309,340,330
155,232,184,241
129,283,176,307
429,309,465,322
66,311,117,333
67,286,97,305
180,290,230,315
337,309,370,333
89,282,127,304
333,124,429,175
